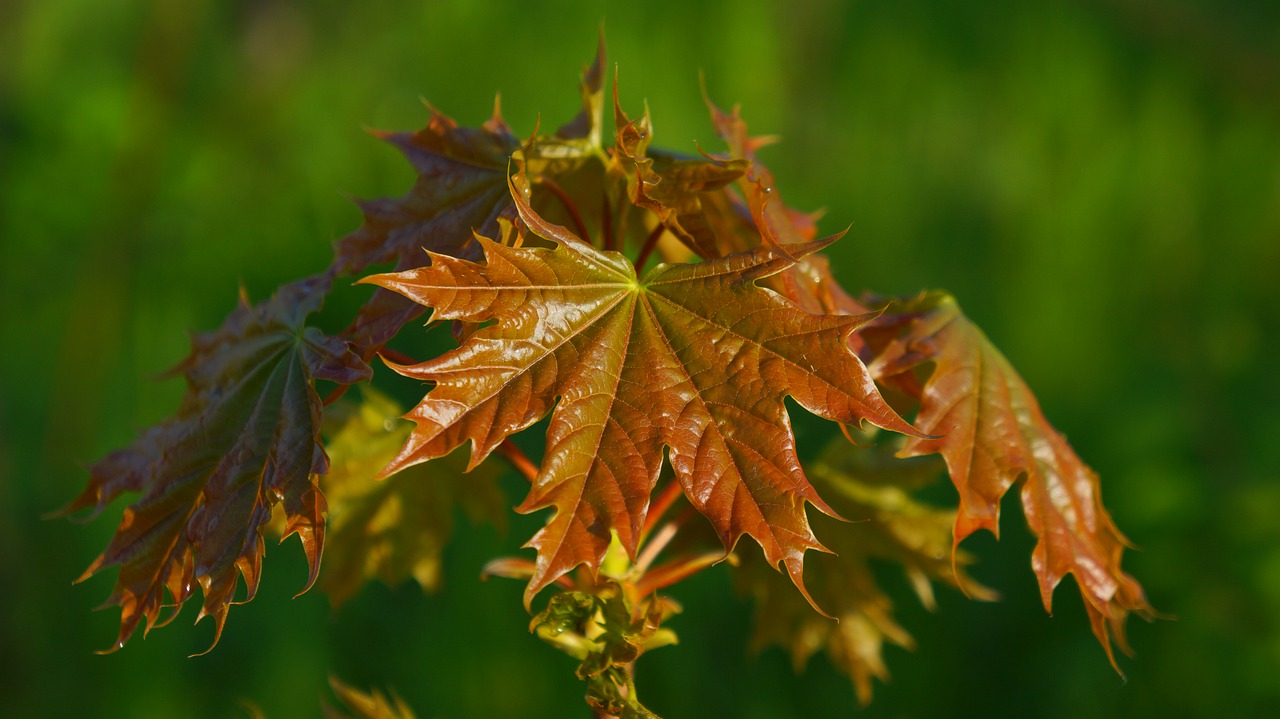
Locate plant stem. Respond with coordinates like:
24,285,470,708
321,384,352,407
640,480,683,545
497,439,539,482
538,177,592,245
634,505,696,578
377,346,420,367
601,192,616,251
636,550,724,596
633,223,666,274
633,521,679,578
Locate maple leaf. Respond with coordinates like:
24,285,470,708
331,103,521,350
324,676,418,719
689,95,863,329
609,90,749,260
67,276,370,651
332,104,520,278
360,168,918,610
867,291,1154,666
739,433,993,705
705,95,825,255
318,387,505,606
333,41,608,352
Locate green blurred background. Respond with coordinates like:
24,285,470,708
2,0,1278,716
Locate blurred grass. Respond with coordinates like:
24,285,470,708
2,0,1278,717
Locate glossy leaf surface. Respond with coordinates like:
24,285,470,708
610,94,748,260
332,39,606,351
362,179,917,608
869,292,1154,665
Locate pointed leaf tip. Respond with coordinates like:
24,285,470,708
870,292,1156,667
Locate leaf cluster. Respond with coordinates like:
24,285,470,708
66,35,1154,715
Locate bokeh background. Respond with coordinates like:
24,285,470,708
2,0,1278,717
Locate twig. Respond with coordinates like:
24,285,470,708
635,550,724,597
633,521,679,578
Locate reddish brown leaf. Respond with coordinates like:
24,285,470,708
705,96,822,254
332,104,520,350
334,43,611,353
697,97,877,347
610,90,748,260
554,30,606,147
869,292,1154,666
770,252,874,319
361,170,917,609
69,276,370,651
332,104,519,278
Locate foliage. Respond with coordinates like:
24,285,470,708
64,37,1153,716
61,276,370,651
313,387,506,606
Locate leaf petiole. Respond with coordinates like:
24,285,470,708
536,176,592,246
632,222,666,273
639,480,684,545
496,439,539,483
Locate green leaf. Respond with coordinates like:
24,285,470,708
529,581,674,719
739,434,992,704
318,387,506,606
